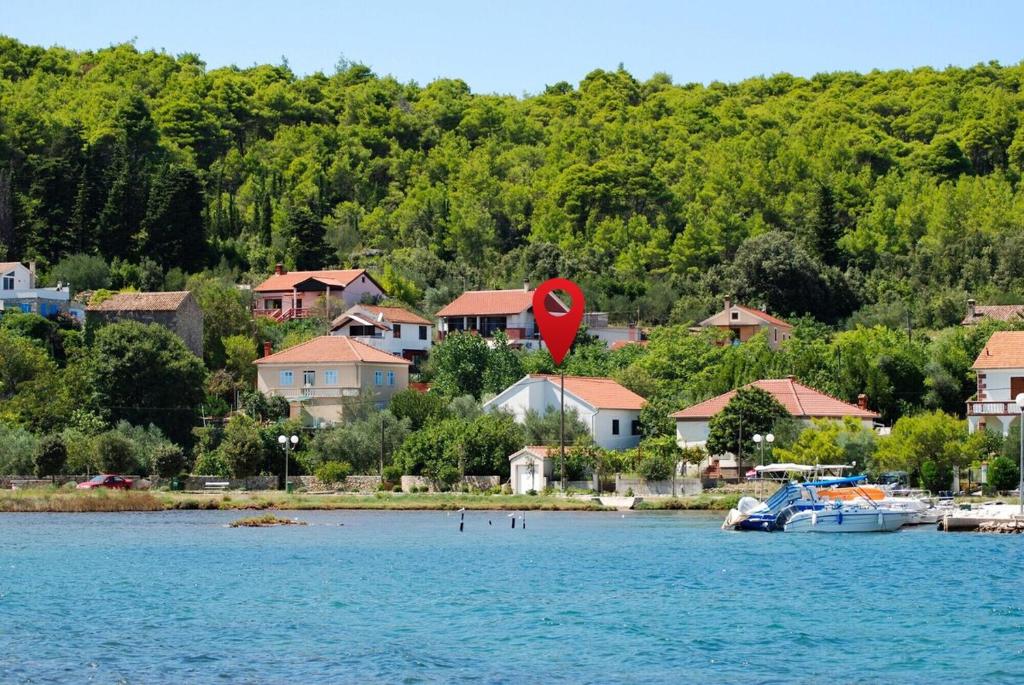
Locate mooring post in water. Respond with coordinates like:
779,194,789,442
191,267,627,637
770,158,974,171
458,508,465,532
522,511,526,530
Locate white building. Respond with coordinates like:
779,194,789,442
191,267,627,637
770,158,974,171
671,377,879,478
582,312,645,349
0,261,72,318
484,374,646,450
968,331,1024,435
508,446,556,494
436,283,567,351
330,304,433,367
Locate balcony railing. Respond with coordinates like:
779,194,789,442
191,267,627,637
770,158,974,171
967,400,1022,416
300,387,360,398
253,307,310,322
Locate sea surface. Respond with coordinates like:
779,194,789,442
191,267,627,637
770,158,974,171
0,509,1022,684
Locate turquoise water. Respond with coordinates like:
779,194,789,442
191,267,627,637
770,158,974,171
1,510,1022,684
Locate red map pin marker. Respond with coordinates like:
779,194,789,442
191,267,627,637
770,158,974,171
532,278,585,366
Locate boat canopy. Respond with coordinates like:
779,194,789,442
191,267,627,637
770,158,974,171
754,463,814,473
804,475,868,487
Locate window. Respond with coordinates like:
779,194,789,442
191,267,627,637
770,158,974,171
303,370,315,387
631,420,641,436
419,325,427,340
19,304,31,313
773,328,778,342
612,419,620,435
350,324,378,337
374,370,383,385
2,273,13,290
387,371,395,386
392,324,402,339
279,370,294,386
447,317,466,332
479,316,507,337
324,370,338,385
730,311,739,320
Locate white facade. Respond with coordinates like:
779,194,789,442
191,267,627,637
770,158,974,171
484,376,643,450
508,447,555,494
675,416,876,451
0,262,72,317
968,367,1024,435
0,263,33,290
330,306,433,360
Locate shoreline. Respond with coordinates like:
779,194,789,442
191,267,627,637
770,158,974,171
0,489,741,513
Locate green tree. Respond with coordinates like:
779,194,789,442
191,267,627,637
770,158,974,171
987,456,1020,493
482,331,524,395
429,331,490,399
49,253,111,291
152,443,187,478
220,414,265,478
142,164,206,271
95,431,137,474
33,435,67,480
873,411,966,488
223,334,258,386
86,321,207,447
388,389,448,430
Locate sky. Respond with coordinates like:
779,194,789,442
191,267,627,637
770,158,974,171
4,0,1024,94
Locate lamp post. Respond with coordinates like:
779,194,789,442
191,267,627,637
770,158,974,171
278,434,298,492
1016,393,1024,514
752,433,774,498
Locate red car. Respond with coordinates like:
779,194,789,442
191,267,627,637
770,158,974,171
77,475,133,490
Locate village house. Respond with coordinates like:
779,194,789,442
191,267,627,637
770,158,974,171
436,282,566,351
329,304,433,367
967,331,1024,435
87,291,204,358
582,312,646,349
484,374,646,450
0,261,74,319
671,377,879,479
961,298,1024,326
254,336,410,426
696,298,793,349
252,264,385,321
507,446,557,494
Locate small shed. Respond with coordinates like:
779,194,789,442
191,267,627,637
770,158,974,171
508,446,555,494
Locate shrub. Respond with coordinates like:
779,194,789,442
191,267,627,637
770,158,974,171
392,485,402,493
381,464,403,484
988,456,1020,492
95,432,137,474
153,444,187,479
34,435,68,479
192,450,230,476
920,460,952,493
315,460,352,485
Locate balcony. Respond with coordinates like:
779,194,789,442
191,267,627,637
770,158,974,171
299,387,360,398
967,400,1022,416
254,307,310,322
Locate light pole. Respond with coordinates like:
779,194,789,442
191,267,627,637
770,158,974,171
278,434,298,492
752,433,774,498
1016,393,1024,514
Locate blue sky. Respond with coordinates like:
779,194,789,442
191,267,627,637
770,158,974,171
4,0,1023,94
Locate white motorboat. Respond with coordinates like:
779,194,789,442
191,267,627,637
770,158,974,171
784,503,914,532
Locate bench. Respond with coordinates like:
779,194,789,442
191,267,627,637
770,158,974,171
204,481,230,491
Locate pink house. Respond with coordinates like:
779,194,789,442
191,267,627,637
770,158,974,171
253,264,386,321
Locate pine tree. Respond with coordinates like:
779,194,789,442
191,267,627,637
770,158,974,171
143,164,206,271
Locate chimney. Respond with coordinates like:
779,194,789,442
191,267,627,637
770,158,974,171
274,263,285,275
523,279,530,292
28,261,36,288
967,298,976,319
263,341,273,358
724,297,732,311
760,303,767,312
857,393,868,410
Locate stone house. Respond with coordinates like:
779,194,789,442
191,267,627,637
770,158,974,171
86,291,204,358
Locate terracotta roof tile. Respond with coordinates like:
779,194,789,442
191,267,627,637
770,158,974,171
254,336,412,365
973,331,1024,369
87,291,193,312
670,378,878,419
254,269,369,292
734,305,792,328
0,262,23,272
962,305,1024,325
333,305,432,328
436,289,567,317
528,374,646,410
610,339,649,351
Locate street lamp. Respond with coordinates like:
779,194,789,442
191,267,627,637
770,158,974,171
1016,393,1024,514
752,433,774,498
278,434,298,492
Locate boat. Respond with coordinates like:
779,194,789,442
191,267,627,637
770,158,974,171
723,475,914,532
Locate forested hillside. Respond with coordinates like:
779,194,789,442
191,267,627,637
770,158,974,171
2,37,1024,325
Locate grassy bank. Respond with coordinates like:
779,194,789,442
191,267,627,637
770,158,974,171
633,494,741,511
0,488,611,512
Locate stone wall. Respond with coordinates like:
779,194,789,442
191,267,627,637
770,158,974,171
149,475,278,490
615,475,703,497
401,475,501,493
2,475,143,489
294,475,381,493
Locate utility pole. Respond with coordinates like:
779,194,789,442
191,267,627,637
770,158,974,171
379,414,385,476
560,371,566,491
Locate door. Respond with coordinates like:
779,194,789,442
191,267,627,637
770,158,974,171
1011,377,1024,401
517,466,534,494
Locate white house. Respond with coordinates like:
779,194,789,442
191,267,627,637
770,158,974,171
582,312,645,349
484,374,646,450
330,304,433,367
0,261,72,318
671,377,879,478
253,265,386,321
436,282,567,351
968,331,1024,435
508,446,556,494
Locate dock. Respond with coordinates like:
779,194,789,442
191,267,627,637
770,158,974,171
939,504,1024,532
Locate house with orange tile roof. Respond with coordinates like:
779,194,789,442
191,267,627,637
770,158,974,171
329,304,433,366
484,374,646,450
961,298,1024,326
252,264,385,321
697,298,793,349
968,331,1024,435
254,336,410,426
671,377,878,478
435,281,567,351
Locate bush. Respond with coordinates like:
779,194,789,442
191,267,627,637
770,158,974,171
988,456,1020,492
34,435,68,479
920,460,952,493
392,485,402,492
95,432,137,474
381,464,403,484
315,460,352,485
153,444,187,478
192,450,230,477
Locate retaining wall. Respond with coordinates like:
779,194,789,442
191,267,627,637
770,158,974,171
401,475,501,493
615,476,703,497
